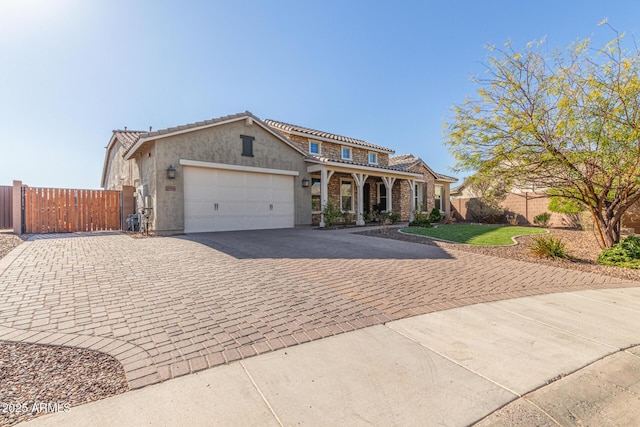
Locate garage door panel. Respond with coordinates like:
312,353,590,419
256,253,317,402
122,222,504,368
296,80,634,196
184,166,295,233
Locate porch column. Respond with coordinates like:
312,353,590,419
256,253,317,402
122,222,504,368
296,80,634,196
351,173,369,226
319,168,334,228
381,176,396,212
407,179,416,223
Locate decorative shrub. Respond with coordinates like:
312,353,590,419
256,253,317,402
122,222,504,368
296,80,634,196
530,235,568,259
340,210,353,227
410,211,432,228
597,235,640,268
428,208,442,223
321,200,341,228
533,212,551,228
387,211,401,224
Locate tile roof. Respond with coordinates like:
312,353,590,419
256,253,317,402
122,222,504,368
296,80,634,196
307,155,419,174
435,172,458,182
389,154,458,182
388,153,420,170
141,111,260,140
112,130,145,150
264,119,394,153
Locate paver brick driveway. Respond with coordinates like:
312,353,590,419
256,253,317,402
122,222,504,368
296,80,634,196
0,227,636,389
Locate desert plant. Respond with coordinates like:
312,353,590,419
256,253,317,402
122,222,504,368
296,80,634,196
428,208,442,223
533,212,551,228
410,211,432,228
530,235,568,259
321,200,341,228
597,235,640,268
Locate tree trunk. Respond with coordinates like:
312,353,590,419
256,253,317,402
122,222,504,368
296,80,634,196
591,208,620,248
591,209,620,248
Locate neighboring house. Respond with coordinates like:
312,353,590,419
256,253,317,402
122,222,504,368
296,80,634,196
101,111,457,235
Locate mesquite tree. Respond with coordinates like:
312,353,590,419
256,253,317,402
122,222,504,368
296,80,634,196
445,28,640,247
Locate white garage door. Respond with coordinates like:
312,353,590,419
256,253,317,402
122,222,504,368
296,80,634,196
184,166,295,233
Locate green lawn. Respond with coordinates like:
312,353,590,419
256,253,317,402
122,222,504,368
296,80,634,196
401,224,547,246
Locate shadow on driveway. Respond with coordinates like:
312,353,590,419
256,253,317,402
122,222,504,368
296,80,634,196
175,227,454,260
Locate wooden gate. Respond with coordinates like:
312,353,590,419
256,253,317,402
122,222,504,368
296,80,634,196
21,187,121,233
0,186,12,229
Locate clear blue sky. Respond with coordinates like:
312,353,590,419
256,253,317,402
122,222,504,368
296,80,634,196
1,0,639,188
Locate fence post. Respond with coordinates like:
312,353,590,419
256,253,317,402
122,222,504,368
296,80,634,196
12,180,23,235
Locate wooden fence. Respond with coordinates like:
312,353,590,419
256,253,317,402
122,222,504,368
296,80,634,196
0,186,12,229
22,187,121,233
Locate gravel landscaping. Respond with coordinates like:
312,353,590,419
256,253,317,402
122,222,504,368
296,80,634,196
0,232,129,426
358,226,640,282
0,231,23,261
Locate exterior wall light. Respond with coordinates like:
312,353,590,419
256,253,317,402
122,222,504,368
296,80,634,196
301,178,310,188
167,165,177,179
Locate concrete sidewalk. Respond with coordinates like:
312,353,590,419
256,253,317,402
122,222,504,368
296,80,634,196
22,286,640,426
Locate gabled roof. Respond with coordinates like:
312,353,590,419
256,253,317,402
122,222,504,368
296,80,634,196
112,130,145,150
389,154,458,183
264,119,395,154
123,111,307,160
100,130,146,188
388,153,420,170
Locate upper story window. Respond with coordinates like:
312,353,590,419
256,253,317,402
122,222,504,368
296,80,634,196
341,146,352,160
240,134,254,157
368,152,378,164
309,141,321,155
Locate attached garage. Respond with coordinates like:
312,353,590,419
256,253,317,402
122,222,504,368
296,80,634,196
182,160,297,233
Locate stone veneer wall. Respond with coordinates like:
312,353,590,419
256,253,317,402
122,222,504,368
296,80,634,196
276,132,389,166
311,175,414,224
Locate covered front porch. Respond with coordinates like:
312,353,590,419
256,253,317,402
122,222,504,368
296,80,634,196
307,162,424,227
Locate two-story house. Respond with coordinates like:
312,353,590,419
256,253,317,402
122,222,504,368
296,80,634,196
101,111,456,234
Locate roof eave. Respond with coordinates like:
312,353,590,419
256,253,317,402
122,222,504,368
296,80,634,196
305,158,423,178
100,133,120,188
124,113,307,161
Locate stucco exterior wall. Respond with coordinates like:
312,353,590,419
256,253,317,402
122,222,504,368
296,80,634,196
136,143,157,228
149,120,310,234
103,142,140,190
